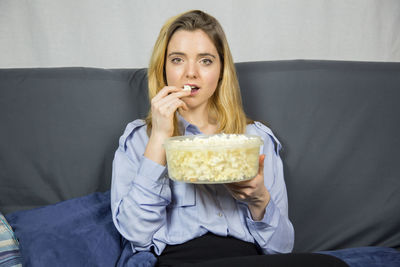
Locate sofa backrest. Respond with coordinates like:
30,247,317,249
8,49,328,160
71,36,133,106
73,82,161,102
236,60,400,252
1,60,399,252
0,67,149,213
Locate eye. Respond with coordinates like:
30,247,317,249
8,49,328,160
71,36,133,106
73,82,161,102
201,58,213,65
171,58,183,64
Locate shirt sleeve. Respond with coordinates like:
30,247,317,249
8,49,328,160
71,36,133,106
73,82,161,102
110,120,171,253
244,121,295,254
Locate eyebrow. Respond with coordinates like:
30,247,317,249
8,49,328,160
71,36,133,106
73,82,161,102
167,52,216,58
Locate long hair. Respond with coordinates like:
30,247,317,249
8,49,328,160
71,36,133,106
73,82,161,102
146,10,250,136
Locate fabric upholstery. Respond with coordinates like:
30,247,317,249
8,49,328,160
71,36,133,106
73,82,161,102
318,247,400,267
6,191,400,267
236,60,400,251
5,191,154,266
0,68,149,214
1,61,400,256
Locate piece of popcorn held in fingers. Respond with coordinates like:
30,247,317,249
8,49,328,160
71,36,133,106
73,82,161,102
183,84,191,91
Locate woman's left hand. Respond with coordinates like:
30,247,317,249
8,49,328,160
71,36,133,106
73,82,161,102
225,154,271,221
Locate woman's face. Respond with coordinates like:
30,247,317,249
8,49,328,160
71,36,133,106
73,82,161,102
165,29,221,110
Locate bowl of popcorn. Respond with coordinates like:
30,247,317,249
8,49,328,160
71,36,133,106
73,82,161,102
164,134,263,183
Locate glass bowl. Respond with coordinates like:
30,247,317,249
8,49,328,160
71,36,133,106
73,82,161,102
163,134,262,183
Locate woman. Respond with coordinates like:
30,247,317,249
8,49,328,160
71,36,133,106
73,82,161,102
111,10,347,267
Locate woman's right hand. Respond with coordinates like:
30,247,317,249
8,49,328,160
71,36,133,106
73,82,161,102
144,86,191,165
150,86,190,138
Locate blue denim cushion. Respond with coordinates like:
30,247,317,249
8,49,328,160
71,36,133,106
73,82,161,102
6,190,399,267
318,246,400,267
5,191,155,267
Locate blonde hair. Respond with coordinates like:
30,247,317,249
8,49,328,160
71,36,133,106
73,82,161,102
146,10,251,136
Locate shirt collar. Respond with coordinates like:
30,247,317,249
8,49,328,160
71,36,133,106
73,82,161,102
176,112,202,135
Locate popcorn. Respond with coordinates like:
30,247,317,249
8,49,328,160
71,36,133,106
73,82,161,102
183,85,191,91
164,134,262,183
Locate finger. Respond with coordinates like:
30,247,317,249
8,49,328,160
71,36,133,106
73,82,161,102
178,100,189,111
224,186,243,200
226,184,254,199
172,98,189,112
168,89,192,98
235,193,247,201
231,191,247,201
159,99,187,117
152,86,191,103
229,177,257,188
227,182,252,190
155,90,190,108
258,154,265,176
152,86,180,102
159,97,188,113
152,90,191,113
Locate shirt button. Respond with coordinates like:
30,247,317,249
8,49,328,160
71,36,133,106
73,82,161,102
218,212,223,217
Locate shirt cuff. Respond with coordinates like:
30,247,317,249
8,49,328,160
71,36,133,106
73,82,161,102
245,198,280,229
134,155,168,188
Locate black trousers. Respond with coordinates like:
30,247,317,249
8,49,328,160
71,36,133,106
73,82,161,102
156,233,349,267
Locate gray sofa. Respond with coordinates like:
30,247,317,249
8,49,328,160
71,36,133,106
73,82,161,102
1,60,399,266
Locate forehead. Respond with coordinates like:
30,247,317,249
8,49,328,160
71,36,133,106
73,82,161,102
167,29,218,54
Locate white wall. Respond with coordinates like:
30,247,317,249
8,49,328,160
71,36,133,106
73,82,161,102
0,0,399,68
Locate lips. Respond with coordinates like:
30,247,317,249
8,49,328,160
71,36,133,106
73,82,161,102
184,84,200,94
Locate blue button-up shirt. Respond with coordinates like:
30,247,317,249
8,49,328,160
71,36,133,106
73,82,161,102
111,115,294,255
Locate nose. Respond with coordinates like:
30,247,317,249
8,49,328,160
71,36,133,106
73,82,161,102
185,61,198,79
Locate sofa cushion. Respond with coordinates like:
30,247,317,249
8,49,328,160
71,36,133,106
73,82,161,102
7,190,400,267
5,191,120,266
318,247,400,267
5,191,156,266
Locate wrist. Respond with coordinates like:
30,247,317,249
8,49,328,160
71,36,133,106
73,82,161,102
144,133,169,166
149,131,170,143
248,190,270,221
